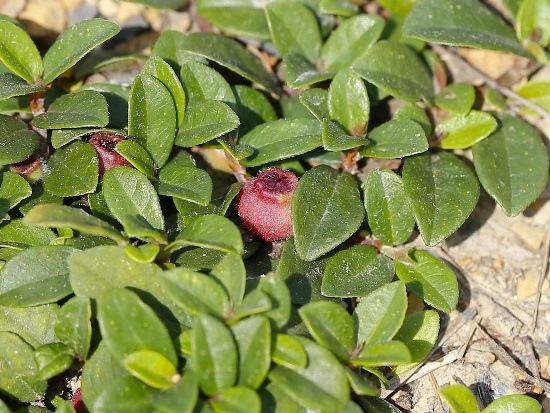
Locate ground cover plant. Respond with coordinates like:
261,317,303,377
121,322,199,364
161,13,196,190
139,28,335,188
0,0,548,411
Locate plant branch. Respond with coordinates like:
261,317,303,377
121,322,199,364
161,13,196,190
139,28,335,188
431,44,550,121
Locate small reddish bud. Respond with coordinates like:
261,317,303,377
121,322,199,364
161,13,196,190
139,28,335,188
10,154,43,183
237,167,299,241
88,132,132,175
71,388,84,413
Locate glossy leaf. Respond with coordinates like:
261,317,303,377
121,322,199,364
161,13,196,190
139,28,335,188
351,340,411,368
435,82,476,114
115,139,156,181
328,68,370,135
439,385,478,413
54,296,92,359
142,55,186,126
393,310,440,375
437,110,497,149
176,32,280,94
97,288,178,365
292,165,364,261
154,368,199,413
160,267,230,317
23,203,126,245
233,84,277,135
123,350,177,389
394,102,433,136
128,74,176,168
180,60,236,104
353,281,407,347
322,119,369,152
258,274,292,329
268,337,349,411
231,316,271,389
353,40,434,103
42,19,120,85
92,376,157,413
43,141,99,197
377,0,416,16
361,397,401,413
321,15,385,72
320,0,358,16
344,367,380,397
0,20,42,84
239,118,322,167
403,0,527,56
0,115,40,166
283,53,335,90
34,342,74,380
360,119,428,159
0,331,47,402
483,394,542,413
0,246,76,307
32,90,109,129
0,171,31,216
0,73,44,99
197,0,273,40
192,313,238,396
0,303,59,348
210,386,261,413
231,289,271,322
266,1,322,64
103,166,164,231
363,168,415,245
175,100,240,147
210,253,246,308
118,214,167,244
322,245,395,297
516,80,550,115
517,0,550,47
298,88,329,121
156,165,212,206
299,301,355,362
472,114,549,216
0,219,55,247
402,151,480,246
272,333,307,369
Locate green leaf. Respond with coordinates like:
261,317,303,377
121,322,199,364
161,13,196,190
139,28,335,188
351,340,411,367
299,301,355,362
472,114,549,216
272,334,307,369
0,171,32,216
103,166,164,231
293,165,364,261
97,288,178,365
395,102,433,136
175,100,239,147
118,215,167,244
180,60,236,105
320,0,358,16
258,274,291,329
344,367,380,397
393,310,440,375
298,88,329,121
142,55,186,127
154,368,199,413
23,203,126,245
403,0,527,56
321,15,385,72
233,84,277,135
0,331,47,402
210,253,246,308
34,342,74,380
231,316,271,389
42,19,120,85
43,141,99,197
0,115,40,166
483,394,542,413
0,246,76,307
192,313,238,396
128,74,176,168
353,40,434,103
114,139,156,181
54,296,92,358
360,397,401,413
328,68,370,136
435,82,476,114
33,90,109,129
377,0,416,17
240,118,322,167
197,0,272,40
80,83,129,129
266,1,322,64
268,337,349,411
516,80,550,115
363,168,415,245
353,281,407,347
93,376,157,413
210,386,261,413
322,245,395,297
439,385,478,413
0,20,42,84
322,119,369,152
360,119,428,159
156,165,212,206
0,303,59,348
402,151,480,246
0,73,44,99
177,32,280,94
123,350,178,389
231,289,271,322
160,267,230,317
123,0,188,8
517,0,550,48
283,54,335,90
0,219,55,247
437,110,497,149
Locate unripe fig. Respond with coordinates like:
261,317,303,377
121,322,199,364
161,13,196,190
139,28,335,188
237,167,298,241
88,132,132,174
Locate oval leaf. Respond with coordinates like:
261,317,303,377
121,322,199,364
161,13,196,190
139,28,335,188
0,72,44,100
292,165,364,261
437,110,497,149
180,60,236,104
123,350,177,389
0,171,32,216
435,82,476,114
402,151,480,246
439,384,478,413
210,386,261,413
272,333,307,369
156,165,213,206
361,118,428,159
34,342,74,380
0,20,42,83
483,394,542,413
472,114,549,216
351,340,411,368
114,139,156,181
0,304,59,348
54,296,92,359
0,115,40,166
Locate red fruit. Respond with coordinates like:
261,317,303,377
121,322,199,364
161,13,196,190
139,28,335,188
237,167,299,241
88,132,132,175
71,387,84,413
